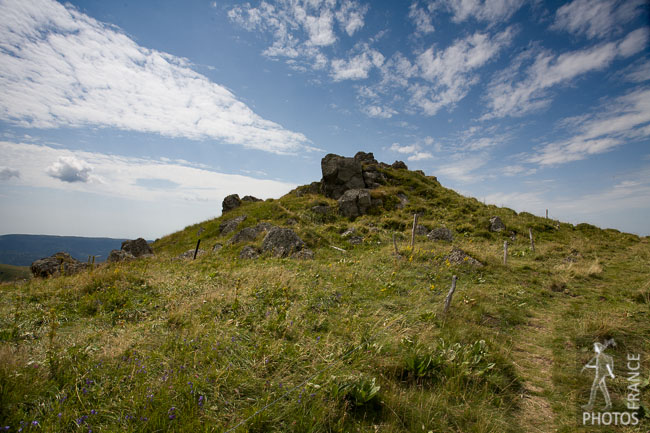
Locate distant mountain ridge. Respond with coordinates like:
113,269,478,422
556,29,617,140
0,234,130,266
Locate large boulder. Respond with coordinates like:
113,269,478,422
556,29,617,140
354,151,378,166
489,216,506,232
228,222,276,244
107,249,135,263
320,154,366,199
222,194,241,213
241,195,262,203
239,246,259,259
31,252,87,278
338,188,372,218
261,227,305,257
220,215,247,235
121,238,153,257
428,227,454,242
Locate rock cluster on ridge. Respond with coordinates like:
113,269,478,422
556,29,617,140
31,252,87,278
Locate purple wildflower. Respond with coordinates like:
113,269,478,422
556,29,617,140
90,410,97,415
198,395,204,407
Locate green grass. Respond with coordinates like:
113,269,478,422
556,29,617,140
0,263,31,283
0,166,648,432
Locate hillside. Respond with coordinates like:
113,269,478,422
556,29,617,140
0,263,30,283
0,234,129,266
0,156,648,433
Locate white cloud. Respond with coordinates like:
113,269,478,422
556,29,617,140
229,0,368,69
331,45,384,81
551,0,646,39
409,2,435,35
413,28,514,115
0,167,20,180
623,59,650,83
530,87,650,165
435,0,525,24
0,0,311,154
362,105,397,118
436,154,488,182
484,28,649,119
47,156,93,183
389,141,434,162
1,141,295,204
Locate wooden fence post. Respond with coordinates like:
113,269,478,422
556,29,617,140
503,241,508,265
410,214,419,250
545,209,548,219
443,275,457,315
193,239,201,260
528,228,535,253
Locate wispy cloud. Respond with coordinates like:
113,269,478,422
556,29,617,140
530,87,650,165
331,44,384,81
434,0,525,24
228,0,368,70
413,28,515,115
409,2,435,35
436,154,489,182
551,0,646,39
484,28,649,119
0,0,312,154
389,140,434,161
1,141,296,204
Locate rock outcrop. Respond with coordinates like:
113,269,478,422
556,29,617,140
489,216,505,232
445,247,483,267
222,194,241,213
428,227,453,242
261,227,305,257
31,252,87,278
121,238,153,257
228,222,276,244
320,152,386,200
391,160,408,170
220,215,247,235
242,195,262,203
107,250,135,263
338,188,373,218
177,249,206,260
239,246,259,259
414,224,429,236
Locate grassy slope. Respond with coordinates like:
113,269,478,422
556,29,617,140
0,167,648,432
0,263,31,283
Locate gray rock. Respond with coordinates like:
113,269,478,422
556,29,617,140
320,154,366,199
341,227,356,237
428,227,453,242
445,247,483,267
239,246,259,259
228,222,276,244
177,249,206,260
222,194,241,213
354,151,378,166
292,248,315,260
261,227,305,257
213,243,223,252
489,216,506,232
242,195,262,203
107,249,135,263
347,236,363,245
30,252,87,278
220,215,247,235
391,160,408,170
295,181,321,197
338,188,372,218
414,224,429,236
311,205,330,215
121,238,153,257
286,218,298,225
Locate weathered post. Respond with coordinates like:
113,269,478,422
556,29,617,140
193,239,201,260
545,209,548,219
410,214,418,250
443,275,458,315
528,228,535,253
503,241,508,265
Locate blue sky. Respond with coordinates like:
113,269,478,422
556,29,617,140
0,0,649,238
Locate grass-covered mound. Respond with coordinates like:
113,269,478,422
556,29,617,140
1,166,648,432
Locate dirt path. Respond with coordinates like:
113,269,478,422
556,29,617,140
511,308,560,433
